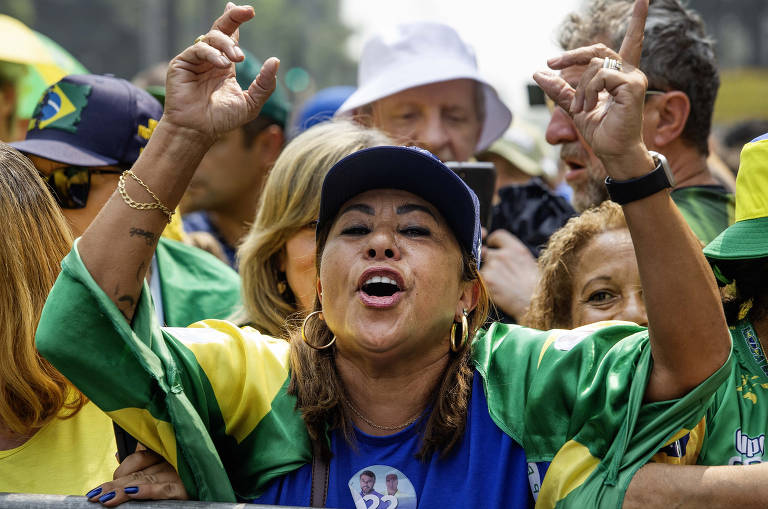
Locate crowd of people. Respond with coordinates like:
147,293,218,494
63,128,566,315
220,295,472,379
0,0,767,508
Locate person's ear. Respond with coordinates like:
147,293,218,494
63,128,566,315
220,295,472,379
252,124,284,166
648,91,690,149
316,277,323,304
456,279,480,321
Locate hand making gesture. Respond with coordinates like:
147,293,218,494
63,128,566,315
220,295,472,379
533,0,729,403
533,0,653,179
163,2,279,143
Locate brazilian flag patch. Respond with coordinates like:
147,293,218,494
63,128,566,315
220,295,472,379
29,82,92,133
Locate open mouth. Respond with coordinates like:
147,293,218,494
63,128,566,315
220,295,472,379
357,269,405,308
361,276,401,297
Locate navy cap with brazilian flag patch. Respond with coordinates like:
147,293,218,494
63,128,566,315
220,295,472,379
704,133,768,262
11,74,162,167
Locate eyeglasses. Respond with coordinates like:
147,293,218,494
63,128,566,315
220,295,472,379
39,166,125,209
645,90,667,97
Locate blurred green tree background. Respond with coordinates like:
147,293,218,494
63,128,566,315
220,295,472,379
0,0,357,102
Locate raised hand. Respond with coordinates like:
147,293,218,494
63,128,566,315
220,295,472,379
163,2,279,144
533,0,653,179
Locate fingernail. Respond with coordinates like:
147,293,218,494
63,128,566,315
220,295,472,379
124,486,139,495
86,487,102,498
99,492,116,503
234,46,244,59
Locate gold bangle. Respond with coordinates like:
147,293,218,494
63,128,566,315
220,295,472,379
118,170,174,223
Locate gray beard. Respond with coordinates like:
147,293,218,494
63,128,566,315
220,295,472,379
572,173,611,212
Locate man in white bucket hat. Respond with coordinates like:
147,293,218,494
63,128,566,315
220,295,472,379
336,21,511,162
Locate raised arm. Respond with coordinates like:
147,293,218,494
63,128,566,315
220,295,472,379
77,3,278,321
533,0,729,402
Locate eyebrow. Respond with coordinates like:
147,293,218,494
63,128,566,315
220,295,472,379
339,203,437,219
397,204,436,219
339,203,375,216
583,275,613,288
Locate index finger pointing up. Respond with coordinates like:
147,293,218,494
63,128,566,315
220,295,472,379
210,3,255,42
618,0,649,67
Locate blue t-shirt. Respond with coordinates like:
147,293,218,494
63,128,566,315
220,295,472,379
254,373,534,508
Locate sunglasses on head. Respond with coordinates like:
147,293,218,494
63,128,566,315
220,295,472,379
39,166,125,209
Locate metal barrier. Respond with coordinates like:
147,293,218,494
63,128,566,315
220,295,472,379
0,493,317,509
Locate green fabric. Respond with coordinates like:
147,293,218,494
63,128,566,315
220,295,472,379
473,322,732,508
671,186,735,245
695,319,768,465
37,245,732,507
36,244,310,501
155,237,242,327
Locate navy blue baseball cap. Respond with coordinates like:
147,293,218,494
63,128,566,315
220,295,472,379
317,145,482,263
11,74,163,167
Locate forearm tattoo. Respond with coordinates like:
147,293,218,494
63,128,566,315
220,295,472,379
129,227,158,246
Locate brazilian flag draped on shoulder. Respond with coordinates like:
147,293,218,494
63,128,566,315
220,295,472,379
36,242,311,502
37,243,731,506
474,322,731,508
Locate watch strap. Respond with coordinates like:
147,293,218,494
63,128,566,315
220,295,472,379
604,155,672,205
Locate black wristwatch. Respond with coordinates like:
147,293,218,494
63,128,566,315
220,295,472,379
604,151,675,205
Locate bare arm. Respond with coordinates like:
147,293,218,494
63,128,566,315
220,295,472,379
77,3,278,321
533,0,729,402
624,462,768,509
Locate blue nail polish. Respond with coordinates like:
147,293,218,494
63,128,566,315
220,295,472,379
98,491,116,503
124,486,139,494
86,487,102,498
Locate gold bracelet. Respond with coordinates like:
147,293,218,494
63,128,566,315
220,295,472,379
117,170,174,223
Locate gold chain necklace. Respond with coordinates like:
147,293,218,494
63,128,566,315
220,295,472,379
340,392,422,431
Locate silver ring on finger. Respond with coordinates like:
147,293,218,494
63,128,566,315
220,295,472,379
603,57,623,72
194,34,206,45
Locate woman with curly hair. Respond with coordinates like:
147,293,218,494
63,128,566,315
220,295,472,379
525,200,647,330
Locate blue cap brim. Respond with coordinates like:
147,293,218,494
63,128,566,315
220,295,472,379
11,138,118,166
317,146,481,261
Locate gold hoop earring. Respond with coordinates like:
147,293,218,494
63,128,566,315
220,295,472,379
450,310,469,352
301,310,336,350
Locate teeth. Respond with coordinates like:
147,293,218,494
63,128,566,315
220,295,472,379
364,276,399,287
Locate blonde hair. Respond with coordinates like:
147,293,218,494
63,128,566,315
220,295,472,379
0,143,81,436
238,120,392,337
524,201,627,330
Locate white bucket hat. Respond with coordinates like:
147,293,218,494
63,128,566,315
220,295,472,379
336,21,512,153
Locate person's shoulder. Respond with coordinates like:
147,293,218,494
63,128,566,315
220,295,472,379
473,320,646,361
166,319,290,359
671,185,734,207
165,320,292,394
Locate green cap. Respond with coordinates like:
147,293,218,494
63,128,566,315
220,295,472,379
235,49,290,128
